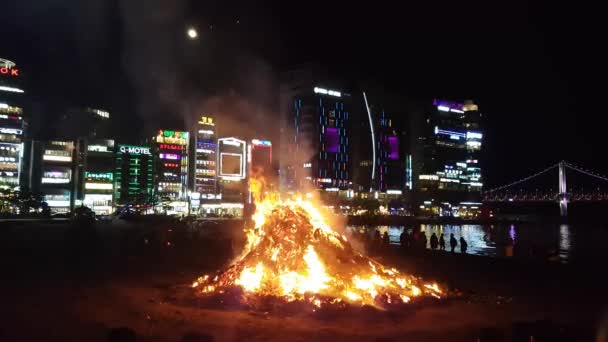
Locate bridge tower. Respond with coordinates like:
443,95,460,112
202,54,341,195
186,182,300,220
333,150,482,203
558,161,568,217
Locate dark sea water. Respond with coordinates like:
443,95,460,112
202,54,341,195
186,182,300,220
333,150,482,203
347,223,608,264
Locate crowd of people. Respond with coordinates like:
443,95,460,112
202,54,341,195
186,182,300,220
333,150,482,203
397,230,468,253
352,228,469,255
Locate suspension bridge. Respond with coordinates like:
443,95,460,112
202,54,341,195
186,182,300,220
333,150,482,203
482,161,608,217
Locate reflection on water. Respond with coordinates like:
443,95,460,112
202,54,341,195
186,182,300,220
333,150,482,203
347,223,601,263
509,225,516,243
559,224,571,262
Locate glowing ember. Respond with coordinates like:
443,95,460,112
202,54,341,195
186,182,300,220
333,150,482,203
194,181,443,308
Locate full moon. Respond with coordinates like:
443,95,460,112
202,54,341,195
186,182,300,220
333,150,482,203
187,27,198,39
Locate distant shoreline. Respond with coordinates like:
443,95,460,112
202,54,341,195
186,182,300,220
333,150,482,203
346,215,608,226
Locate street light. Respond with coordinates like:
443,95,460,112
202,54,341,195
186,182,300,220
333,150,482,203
187,27,198,40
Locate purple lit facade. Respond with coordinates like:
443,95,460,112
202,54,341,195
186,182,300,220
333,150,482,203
388,136,399,160
375,110,404,192
432,99,464,111
325,128,340,153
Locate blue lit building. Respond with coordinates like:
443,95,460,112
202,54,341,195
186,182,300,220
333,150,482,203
417,99,482,215
283,84,351,191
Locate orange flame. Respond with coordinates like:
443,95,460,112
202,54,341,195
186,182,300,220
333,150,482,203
194,178,443,307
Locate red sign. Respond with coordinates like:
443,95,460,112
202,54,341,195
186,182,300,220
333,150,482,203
160,144,182,151
0,67,19,77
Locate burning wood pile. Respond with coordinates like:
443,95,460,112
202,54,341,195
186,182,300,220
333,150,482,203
193,187,442,309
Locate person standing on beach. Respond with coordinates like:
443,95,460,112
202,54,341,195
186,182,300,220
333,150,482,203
421,232,428,250
460,237,468,254
400,230,408,249
439,233,446,250
430,233,438,250
382,231,390,246
450,233,457,253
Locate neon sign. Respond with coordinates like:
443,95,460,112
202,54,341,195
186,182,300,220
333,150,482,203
0,128,22,135
88,145,110,152
160,153,179,160
159,144,182,151
221,139,243,147
118,145,151,155
251,139,271,146
0,68,18,77
433,99,463,112
85,172,113,181
0,59,19,77
156,130,188,145
198,116,215,126
314,87,341,97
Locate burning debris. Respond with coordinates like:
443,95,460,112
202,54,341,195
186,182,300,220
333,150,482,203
193,190,442,309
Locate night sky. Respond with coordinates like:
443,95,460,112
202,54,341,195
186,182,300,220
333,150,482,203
1,0,604,188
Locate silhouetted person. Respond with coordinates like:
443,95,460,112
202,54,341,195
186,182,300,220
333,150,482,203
382,231,390,246
460,237,468,253
430,233,438,250
400,231,409,249
421,233,428,250
450,233,457,252
439,234,446,250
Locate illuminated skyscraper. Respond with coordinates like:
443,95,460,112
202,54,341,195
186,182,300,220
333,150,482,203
417,99,483,215
215,137,247,217
248,139,273,181
38,140,75,213
153,130,189,210
83,139,115,215
114,144,154,205
194,116,217,197
280,80,351,192
374,110,404,192
0,58,26,191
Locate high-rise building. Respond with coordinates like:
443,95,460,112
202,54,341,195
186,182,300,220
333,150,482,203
216,137,247,217
153,130,189,211
82,139,115,215
38,140,75,213
114,144,154,205
417,99,483,216
194,116,217,198
364,103,404,193
249,139,273,181
280,82,351,192
0,58,27,191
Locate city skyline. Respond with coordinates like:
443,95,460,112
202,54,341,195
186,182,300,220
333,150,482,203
0,1,602,189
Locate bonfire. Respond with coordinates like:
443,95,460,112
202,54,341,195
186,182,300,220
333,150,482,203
193,180,442,309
